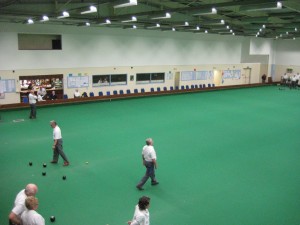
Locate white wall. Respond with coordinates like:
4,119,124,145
1,22,299,104
274,39,300,66
0,23,243,71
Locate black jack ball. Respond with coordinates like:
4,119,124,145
29,162,33,166
62,176,66,180
43,163,47,168
42,172,46,176
50,216,55,222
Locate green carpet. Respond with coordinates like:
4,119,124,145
1,86,300,225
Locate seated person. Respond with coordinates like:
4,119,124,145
261,74,267,83
49,91,57,100
37,86,47,100
81,92,88,98
37,95,45,101
74,89,81,98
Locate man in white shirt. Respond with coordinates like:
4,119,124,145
21,196,45,225
9,184,38,225
128,196,150,225
136,138,159,190
74,89,81,98
50,120,70,166
28,89,37,119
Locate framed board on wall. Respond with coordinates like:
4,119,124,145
181,71,195,81
0,79,16,93
67,76,89,88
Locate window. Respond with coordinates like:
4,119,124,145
92,74,127,87
18,34,62,50
136,73,165,84
111,74,127,85
151,73,165,83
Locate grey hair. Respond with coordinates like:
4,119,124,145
25,184,38,196
50,120,57,125
145,138,153,145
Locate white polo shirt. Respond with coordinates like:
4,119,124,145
12,189,27,216
142,145,157,162
131,205,150,225
21,210,45,225
53,126,62,140
29,93,37,104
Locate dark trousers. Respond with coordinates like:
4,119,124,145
52,139,69,162
29,103,36,118
137,161,157,188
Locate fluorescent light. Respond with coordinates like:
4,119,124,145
27,19,34,24
151,12,171,20
147,23,160,29
81,6,97,14
122,16,137,23
190,26,200,31
57,11,69,19
114,0,137,9
246,2,282,11
99,19,111,25
41,15,49,22
194,7,217,15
